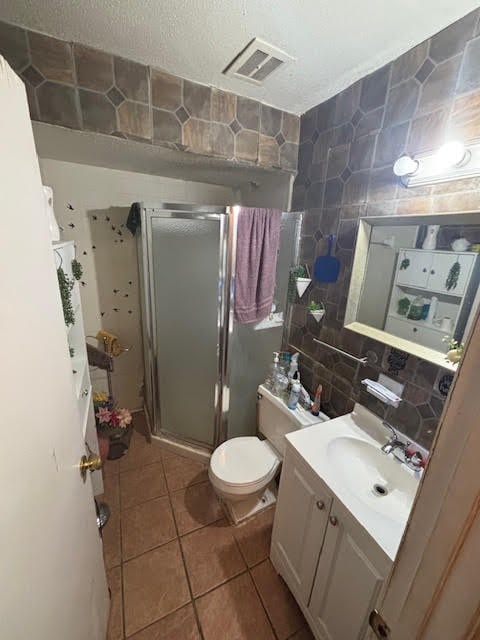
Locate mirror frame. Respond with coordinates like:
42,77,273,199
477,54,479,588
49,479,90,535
344,212,480,371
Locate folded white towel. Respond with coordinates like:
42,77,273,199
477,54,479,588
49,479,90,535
361,379,401,407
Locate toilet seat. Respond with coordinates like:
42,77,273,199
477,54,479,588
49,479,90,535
209,436,280,490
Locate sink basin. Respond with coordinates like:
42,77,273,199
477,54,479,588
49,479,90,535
327,436,417,524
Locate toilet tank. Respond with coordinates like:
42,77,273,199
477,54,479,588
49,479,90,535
257,384,329,456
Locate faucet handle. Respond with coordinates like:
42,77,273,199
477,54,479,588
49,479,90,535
405,447,425,471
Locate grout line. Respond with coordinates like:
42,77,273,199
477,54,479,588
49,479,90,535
165,486,207,640
117,471,126,639
247,565,280,640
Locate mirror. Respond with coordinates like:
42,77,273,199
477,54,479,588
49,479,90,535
345,212,480,369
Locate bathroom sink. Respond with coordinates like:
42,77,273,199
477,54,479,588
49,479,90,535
327,436,417,524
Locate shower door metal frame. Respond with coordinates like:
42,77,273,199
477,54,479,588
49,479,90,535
139,203,232,450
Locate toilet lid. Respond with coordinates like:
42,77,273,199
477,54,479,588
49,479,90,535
210,437,279,486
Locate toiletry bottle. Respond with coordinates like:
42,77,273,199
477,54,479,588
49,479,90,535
287,374,301,410
288,353,299,381
311,384,323,416
265,352,281,391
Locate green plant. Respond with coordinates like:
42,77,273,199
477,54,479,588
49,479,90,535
71,258,83,281
308,301,323,312
400,258,410,270
397,297,410,316
445,261,461,291
57,266,75,326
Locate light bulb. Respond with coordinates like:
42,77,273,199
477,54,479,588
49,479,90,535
435,141,468,168
393,155,419,177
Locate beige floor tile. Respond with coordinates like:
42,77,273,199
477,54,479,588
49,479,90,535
232,507,275,567
103,509,121,569
251,559,305,640
119,433,164,472
102,473,120,511
122,495,177,560
123,540,190,637
103,458,120,477
196,572,275,640
120,462,167,510
163,452,208,493
171,481,223,535
106,566,124,640
181,519,246,596
126,603,201,639
287,626,316,640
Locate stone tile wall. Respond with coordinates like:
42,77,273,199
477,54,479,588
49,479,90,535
0,21,299,172
289,8,480,449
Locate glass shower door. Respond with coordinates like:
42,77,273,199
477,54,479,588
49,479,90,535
147,208,228,447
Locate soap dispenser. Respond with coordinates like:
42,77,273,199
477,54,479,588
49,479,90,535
265,352,281,391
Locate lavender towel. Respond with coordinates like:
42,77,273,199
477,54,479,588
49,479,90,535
234,207,282,323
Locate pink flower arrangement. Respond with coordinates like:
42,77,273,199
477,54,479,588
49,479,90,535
95,405,132,430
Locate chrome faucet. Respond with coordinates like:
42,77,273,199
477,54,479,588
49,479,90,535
380,421,405,455
381,421,425,471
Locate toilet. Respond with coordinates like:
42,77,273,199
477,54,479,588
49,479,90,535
209,384,329,523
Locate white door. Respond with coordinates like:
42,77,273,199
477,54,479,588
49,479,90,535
368,307,480,639
271,447,332,603
309,499,390,640
395,250,431,288
0,57,109,639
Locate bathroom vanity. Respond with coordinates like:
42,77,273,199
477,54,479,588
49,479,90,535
270,405,419,640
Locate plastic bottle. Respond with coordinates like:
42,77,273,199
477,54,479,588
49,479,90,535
311,384,323,416
288,353,299,381
287,375,301,410
265,352,281,391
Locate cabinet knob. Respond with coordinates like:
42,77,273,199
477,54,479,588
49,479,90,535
422,268,427,273
316,500,325,510
82,388,89,397
413,327,418,333
329,515,338,526
430,269,435,275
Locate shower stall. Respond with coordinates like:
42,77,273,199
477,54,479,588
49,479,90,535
137,203,301,454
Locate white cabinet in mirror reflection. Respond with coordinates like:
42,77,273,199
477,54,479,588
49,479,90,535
345,213,480,369
384,248,477,352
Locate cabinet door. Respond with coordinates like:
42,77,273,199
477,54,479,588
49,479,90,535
427,252,475,296
271,447,332,604
385,316,449,351
395,250,431,288
308,500,391,640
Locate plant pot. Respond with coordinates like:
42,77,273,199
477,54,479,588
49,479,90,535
446,349,462,364
309,309,325,322
97,435,110,462
296,277,312,298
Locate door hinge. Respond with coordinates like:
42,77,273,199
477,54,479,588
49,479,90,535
369,610,390,638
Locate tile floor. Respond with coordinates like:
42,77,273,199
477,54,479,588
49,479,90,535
98,417,314,640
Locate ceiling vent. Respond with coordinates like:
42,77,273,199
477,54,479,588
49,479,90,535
223,38,294,85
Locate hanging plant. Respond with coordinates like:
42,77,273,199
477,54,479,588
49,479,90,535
400,258,410,270
445,261,461,291
288,265,308,302
71,258,83,281
57,266,75,326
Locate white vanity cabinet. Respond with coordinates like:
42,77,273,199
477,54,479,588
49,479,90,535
271,445,391,640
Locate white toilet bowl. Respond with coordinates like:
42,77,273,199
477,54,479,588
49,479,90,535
209,436,280,522
209,384,329,523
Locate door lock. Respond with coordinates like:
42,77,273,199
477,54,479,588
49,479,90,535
79,450,102,482
369,610,390,638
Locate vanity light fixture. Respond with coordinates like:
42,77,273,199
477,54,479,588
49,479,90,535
393,155,419,178
434,141,470,169
394,139,479,187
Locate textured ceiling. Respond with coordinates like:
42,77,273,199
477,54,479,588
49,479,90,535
1,0,479,114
